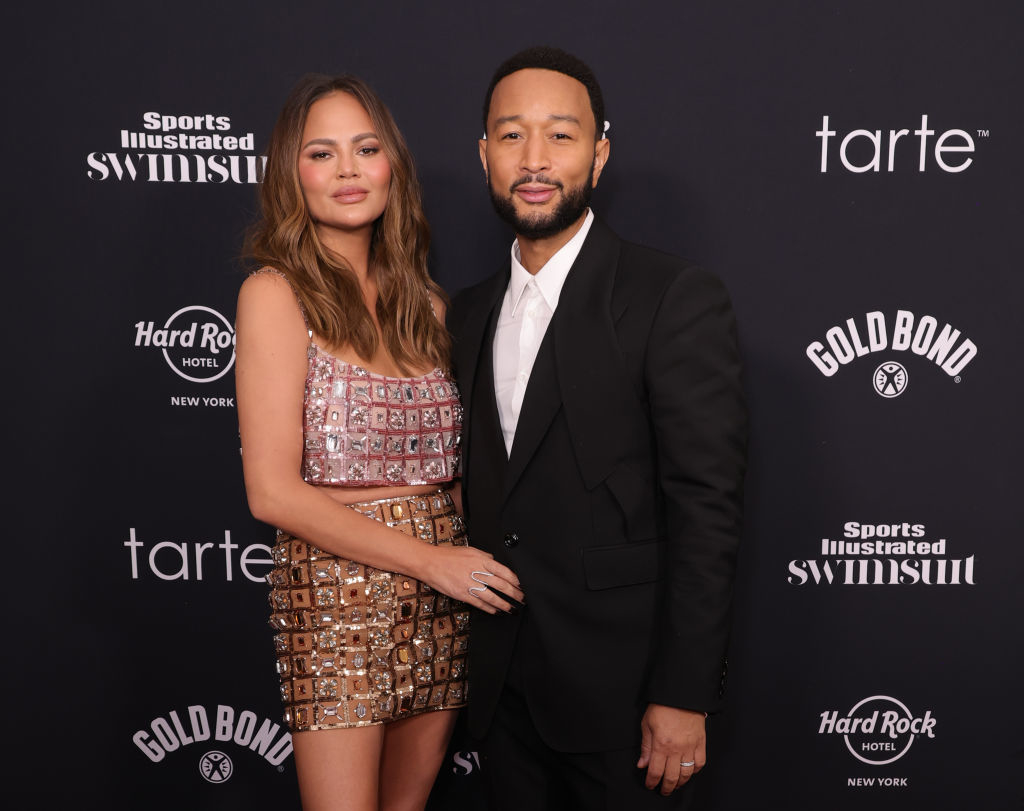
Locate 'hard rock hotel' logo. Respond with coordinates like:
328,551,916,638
134,305,235,383
819,695,936,766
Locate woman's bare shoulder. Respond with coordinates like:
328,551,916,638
237,268,305,334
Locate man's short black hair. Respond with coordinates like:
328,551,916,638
482,45,605,139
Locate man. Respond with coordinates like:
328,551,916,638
447,46,747,809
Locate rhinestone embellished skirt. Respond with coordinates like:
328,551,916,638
267,489,469,731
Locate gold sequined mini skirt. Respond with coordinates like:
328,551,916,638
267,489,469,731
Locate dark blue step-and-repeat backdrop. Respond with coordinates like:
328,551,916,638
9,1,1022,808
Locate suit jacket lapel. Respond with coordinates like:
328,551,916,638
504,217,628,496
554,217,627,490
503,320,561,496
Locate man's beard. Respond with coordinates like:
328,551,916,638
488,172,593,240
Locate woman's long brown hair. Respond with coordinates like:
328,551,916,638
246,73,450,374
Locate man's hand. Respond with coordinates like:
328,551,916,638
636,703,706,795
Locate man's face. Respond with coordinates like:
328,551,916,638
480,68,609,240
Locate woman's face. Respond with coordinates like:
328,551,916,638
297,91,392,239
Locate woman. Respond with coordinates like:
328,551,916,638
235,74,523,811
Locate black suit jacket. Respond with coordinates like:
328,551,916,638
447,217,747,753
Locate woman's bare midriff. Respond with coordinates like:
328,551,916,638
318,482,454,506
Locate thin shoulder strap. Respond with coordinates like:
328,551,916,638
251,267,313,339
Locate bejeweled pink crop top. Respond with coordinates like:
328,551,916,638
253,267,462,487
302,343,462,487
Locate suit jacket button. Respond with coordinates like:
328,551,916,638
503,532,519,548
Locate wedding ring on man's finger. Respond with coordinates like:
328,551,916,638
680,761,695,768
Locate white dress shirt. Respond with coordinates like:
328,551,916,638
493,209,595,456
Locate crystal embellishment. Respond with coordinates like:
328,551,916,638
300,347,461,486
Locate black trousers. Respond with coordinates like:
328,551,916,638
477,662,697,810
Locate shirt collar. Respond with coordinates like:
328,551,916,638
508,209,595,316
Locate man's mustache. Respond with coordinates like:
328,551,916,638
509,175,563,192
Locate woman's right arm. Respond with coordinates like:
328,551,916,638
235,272,522,613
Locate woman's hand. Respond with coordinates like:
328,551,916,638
422,544,524,614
